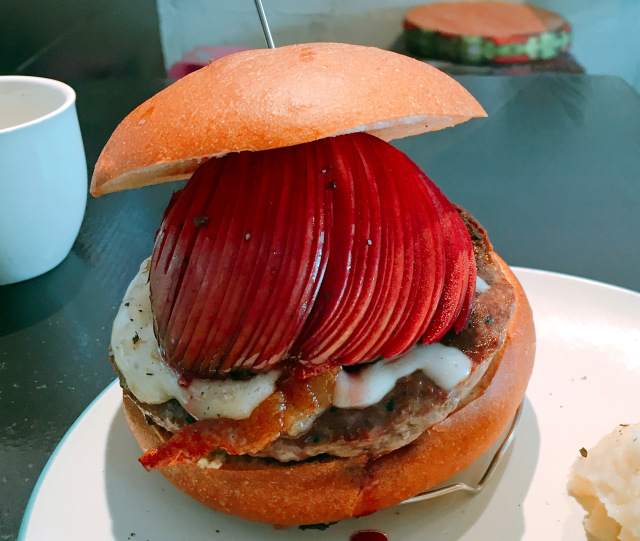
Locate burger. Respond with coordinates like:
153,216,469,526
90,42,535,527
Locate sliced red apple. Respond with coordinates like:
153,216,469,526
453,241,477,334
161,156,257,374
195,150,297,375
150,131,478,379
289,137,358,361
328,162,399,367
321,135,387,365
375,143,445,359
209,149,297,373
217,152,298,371
151,146,326,377
247,143,328,371
419,176,476,343
150,157,227,368
330,135,411,365
199,152,277,372
291,136,384,367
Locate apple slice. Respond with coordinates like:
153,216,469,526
156,155,258,374
245,142,328,372
151,131,478,379
193,150,297,375
150,167,220,341
320,135,388,365
207,149,297,373
197,152,277,373
289,137,358,361
375,143,445,359
419,177,476,343
150,157,227,368
151,146,326,377
328,198,397,366
216,152,298,371
454,252,476,333
452,206,477,334
296,136,383,360
329,134,411,366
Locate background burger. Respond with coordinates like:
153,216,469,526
90,42,535,527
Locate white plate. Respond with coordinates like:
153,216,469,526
19,269,640,541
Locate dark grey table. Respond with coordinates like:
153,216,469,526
1,74,639,539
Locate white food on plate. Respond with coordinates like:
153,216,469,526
568,423,640,541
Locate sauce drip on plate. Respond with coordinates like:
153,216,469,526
350,530,388,541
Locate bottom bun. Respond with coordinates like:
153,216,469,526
123,255,535,527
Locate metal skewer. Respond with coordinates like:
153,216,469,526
254,0,275,48
400,400,524,504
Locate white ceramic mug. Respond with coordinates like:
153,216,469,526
0,76,87,285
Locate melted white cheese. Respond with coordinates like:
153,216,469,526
476,276,490,293
111,259,279,420
113,258,476,420
333,343,472,409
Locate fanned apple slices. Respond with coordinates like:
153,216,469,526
150,132,476,379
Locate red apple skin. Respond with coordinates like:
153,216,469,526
205,153,283,373
291,136,384,370
370,139,444,361
151,146,327,377
291,138,356,362
315,136,384,366
247,143,328,372
150,132,476,378
452,206,479,334
418,177,476,344
332,135,413,366
151,157,227,373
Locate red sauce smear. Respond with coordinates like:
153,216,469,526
350,530,388,541
177,374,194,388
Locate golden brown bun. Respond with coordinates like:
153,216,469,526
122,255,535,527
91,42,486,196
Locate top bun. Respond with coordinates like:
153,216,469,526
91,42,486,196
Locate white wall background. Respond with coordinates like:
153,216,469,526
157,0,640,92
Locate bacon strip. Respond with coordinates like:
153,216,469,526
139,369,338,470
